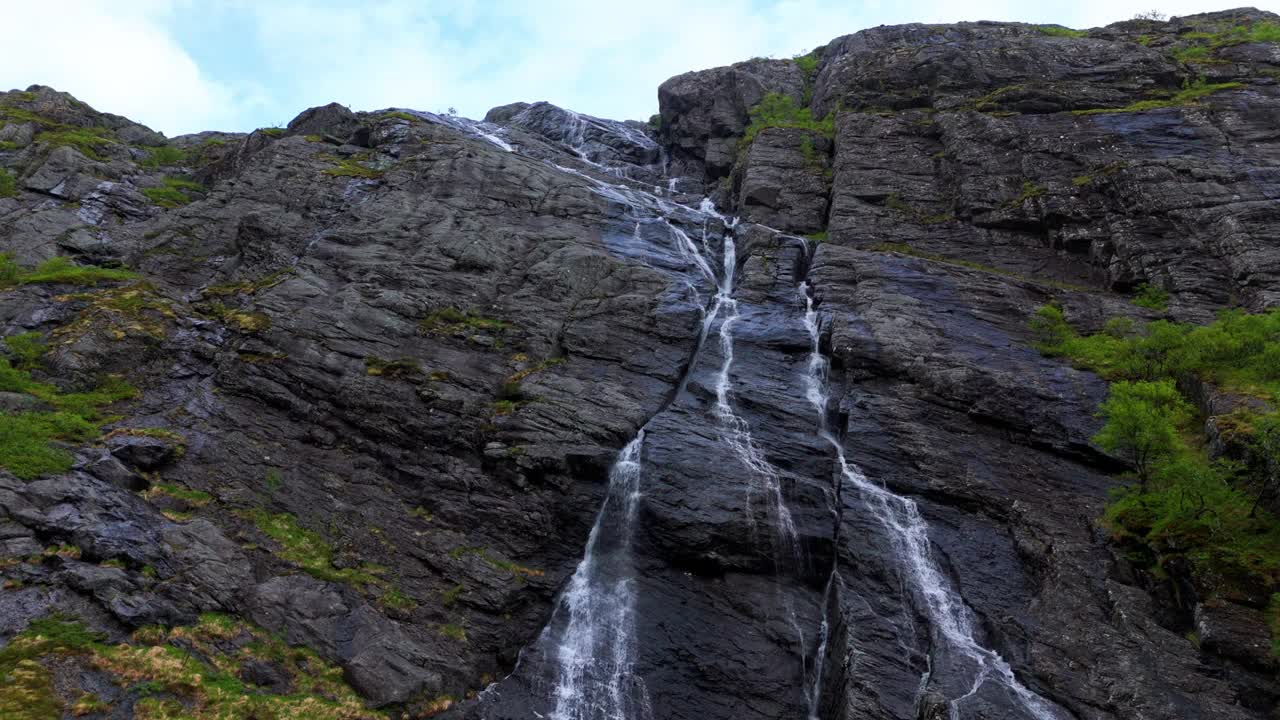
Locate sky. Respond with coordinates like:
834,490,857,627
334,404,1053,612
2,0,1276,137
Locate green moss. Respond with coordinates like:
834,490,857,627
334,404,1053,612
35,127,116,160
805,230,828,244
0,617,103,719
419,307,510,336
1008,180,1046,206
323,158,382,179
202,269,292,297
0,254,137,288
0,167,15,198
1171,45,1214,63
144,483,211,506
1036,24,1087,38
442,583,466,607
741,92,834,147
380,587,416,611
0,356,136,479
258,127,286,137
1074,78,1243,115
142,177,204,208
438,623,467,642
248,510,383,587
364,356,421,378
1,614,383,719
200,301,271,333
382,111,418,122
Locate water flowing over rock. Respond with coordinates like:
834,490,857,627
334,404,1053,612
2,7,1279,720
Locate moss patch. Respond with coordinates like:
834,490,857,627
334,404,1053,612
142,178,204,208
0,254,138,288
248,510,384,588
1074,79,1243,115
0,614,383,720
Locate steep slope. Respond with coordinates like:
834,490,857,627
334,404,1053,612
0,7,1277,720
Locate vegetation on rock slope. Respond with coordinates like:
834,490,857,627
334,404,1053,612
1032,305,1280,620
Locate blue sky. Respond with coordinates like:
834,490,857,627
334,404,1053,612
3,0,1276,136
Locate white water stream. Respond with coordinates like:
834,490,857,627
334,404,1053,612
798,280,1063,720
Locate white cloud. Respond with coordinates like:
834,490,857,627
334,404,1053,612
1,0,1276,135
0,0,255,136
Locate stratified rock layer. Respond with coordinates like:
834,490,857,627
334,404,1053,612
1,7,1278,720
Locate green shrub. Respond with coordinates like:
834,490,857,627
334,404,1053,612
1034,305,1280,596
3,332,46,369
1094,380,1192,485
1133,282,1170,311
741,92,834,146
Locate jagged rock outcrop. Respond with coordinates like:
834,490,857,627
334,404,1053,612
1,7,1279,720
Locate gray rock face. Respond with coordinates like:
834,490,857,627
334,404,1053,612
658,58,805,183
737,127,831,234
2,8,1280,720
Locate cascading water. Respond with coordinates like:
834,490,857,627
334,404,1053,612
708,232,799,559
545,434,650,720
797,277,1065,720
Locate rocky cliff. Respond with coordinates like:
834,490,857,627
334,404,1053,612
1,7,1278,720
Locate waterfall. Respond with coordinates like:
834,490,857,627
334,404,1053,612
547,434,651,720
798,280,1065,720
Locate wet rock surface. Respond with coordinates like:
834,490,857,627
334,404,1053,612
2,7,1279,720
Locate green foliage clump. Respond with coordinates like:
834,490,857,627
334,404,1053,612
248,510,383,587
0,254,138,288
793,49,820,79
258,127,286,137
1033,305,1280,597
1133,282,1170,311
141,177,204,208
0,167,15,198
741,92,834,146
647,114,662,130
1094,380,1192,484
4,332,46,369
382,111,417,122
805,230,828,244
1036,24,1087,38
